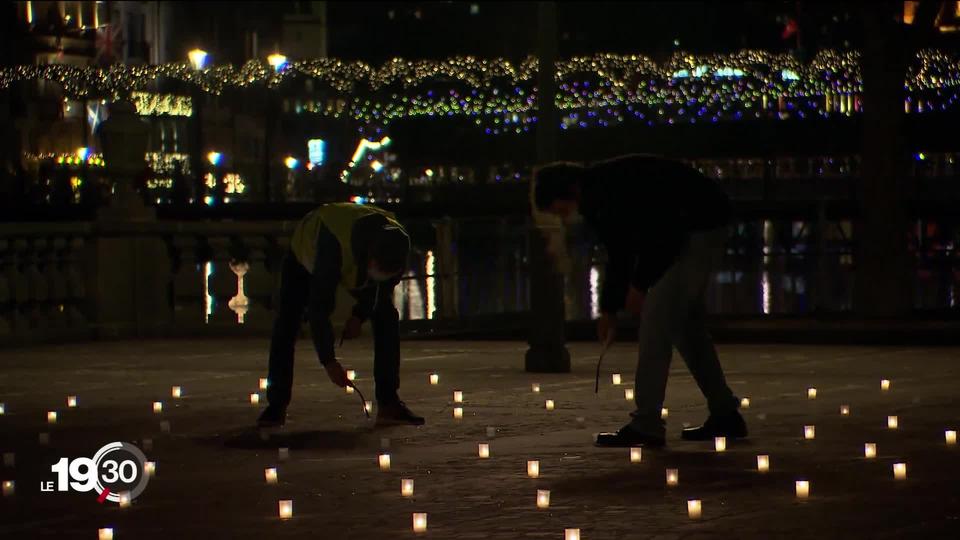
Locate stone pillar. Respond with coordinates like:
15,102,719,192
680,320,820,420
525,0,569,373
90,101,171,338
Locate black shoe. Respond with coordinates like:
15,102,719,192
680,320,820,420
681,411,748,441
376,401,425,426
595,425,666,448
257,405,287,428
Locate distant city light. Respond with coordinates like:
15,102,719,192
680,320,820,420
76,147,89,161
207,151,222,166
268,54,288,72
284,156,299,169
188,49,208,70
370,160,384,172
350,195,368,205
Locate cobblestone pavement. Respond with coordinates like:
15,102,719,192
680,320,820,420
1,339,959,539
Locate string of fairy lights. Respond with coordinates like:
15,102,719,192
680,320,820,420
2,49,959,135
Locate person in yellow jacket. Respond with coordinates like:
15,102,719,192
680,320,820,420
257,203,424,428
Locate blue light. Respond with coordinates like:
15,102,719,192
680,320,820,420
307,139,326,165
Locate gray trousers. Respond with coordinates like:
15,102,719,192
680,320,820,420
628,227,739,437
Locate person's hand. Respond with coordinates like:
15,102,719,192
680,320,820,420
625,285,646,317
597,313,616,347
323,360,351,388
342,316,363,340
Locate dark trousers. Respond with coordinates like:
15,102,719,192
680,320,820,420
266,252,401,408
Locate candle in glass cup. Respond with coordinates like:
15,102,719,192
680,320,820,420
666,468,679,486
152,401,163,414
624,388,634,400
887,416,898,429
531,383,540,393
47,411,57,424
757,455,770,472
527,460,540,478
946,430,957,445
565,529,580,540
171,386,182,398
630,447,642,463
804,425,816,440
429,373,439,385
840,405,850,416
807,388,817,399
478,443,490,459
795,480,810,499
687,499,702,519
893,462,907,480
259,377,269,390
378,453,391,471
2,480,13,497
0,403,4,415
881,379,890,391
364,401,373,414
536,489,550,509
67,396,77,408
612,373,622,385
740,397,750,408
864,443,877,459
144,461,156,477
345,385,354,394
412,513,427,533
265,467,278,484
118,492,131,508
98,528,114,540
661,407,669,419
545,399,555,411
346,370,356,381
250,393,260,404
402,478,414,497
453,407,463,419
715,436,727,452
453,390,463,403
278,499,293,519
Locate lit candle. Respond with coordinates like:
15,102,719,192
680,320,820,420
153,401,163,414
478,443,490,459
259,378,269,390
624,389,634,400
98,528,114,540
2,481,13,497
807,388,817,399
741,397,750,408
946,430,957,445
715,436,726,452
453,407,463,419
0,403,4,415
364,401,373,414
612,373,622,385
160,420,171,433
118,492,131,508
278,448,289,461
630,447,642,463
2,453,13,467
757,455,770,472
345,385,354,394
864,443,877,459
666,468,679,486
171,386,182,398
142,439,152,452
565,529,580,540
402,478,414,497
804,425,816,440
881,379,890,391
661,407,669,419
840,405,850,416
536,489,550,509
527,460,540,478
687,499,702,519
265,467,278,484
250,393,260,404
531,383,541,393
39,433,50,445
795,480,810,499
47,411,57,424
378,453,391,470
67,396,77,408
545,399,555,411
486,427,496,438
453,390,463,403
346,370,356,381
144,461,156,477
887,415,898,429
412,513,428,533
429,373,439,385
278,499,293,519
893,462,907,480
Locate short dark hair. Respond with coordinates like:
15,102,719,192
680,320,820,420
533,162,585,210
371,225,410,273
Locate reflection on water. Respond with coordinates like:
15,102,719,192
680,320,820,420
204,262,214,324
589,265,600,320
426,250,436,320
762,271,771,315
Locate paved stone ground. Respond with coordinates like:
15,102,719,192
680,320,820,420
1,339,959,539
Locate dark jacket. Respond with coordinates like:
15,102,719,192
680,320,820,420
308,213,401,363
578,154,731,314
